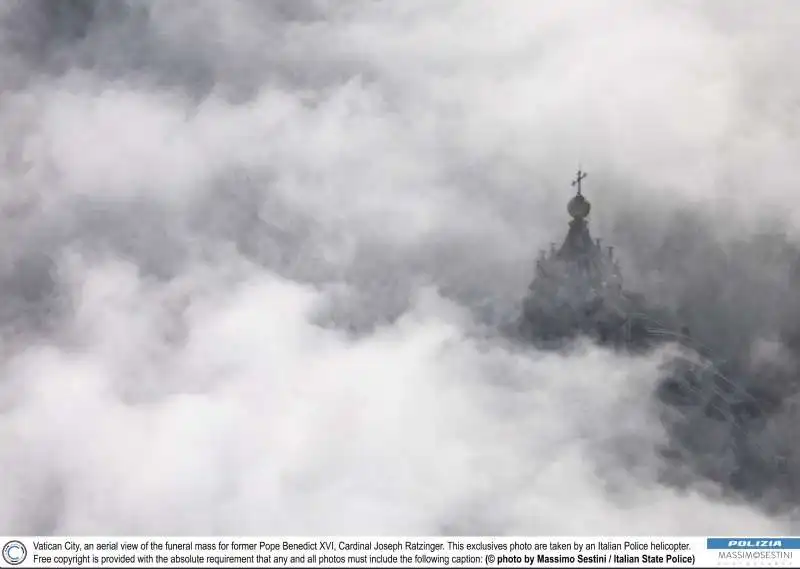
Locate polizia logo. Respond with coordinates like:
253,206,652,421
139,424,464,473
728,540,783,548
2,540,27,566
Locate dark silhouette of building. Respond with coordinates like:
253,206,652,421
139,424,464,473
519,170,682,351
516,171,789,504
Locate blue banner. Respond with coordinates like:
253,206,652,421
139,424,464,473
707,538,800,550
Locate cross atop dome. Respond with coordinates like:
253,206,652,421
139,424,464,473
572,169,587,196
567,168,591,220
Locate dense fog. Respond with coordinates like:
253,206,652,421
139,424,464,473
0,0,798,534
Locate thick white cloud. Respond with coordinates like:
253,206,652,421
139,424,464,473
0,0,797,535
0,261,786,534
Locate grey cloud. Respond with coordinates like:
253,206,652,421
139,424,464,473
0,0,799,535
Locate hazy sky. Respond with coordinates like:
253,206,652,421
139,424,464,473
0,0,798,535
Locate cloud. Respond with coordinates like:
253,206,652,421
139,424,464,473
0,0,798,535
0,263,785,534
